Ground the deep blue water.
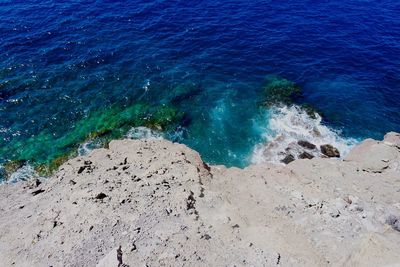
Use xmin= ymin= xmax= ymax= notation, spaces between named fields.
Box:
xmin=1 ymin=0 xmax=400 ymax=174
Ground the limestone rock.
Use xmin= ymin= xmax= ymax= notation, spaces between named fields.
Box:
xmin=345 ymin=139 xmax=399 ymax=173
xmin=0 ymin=134 xmax=399 ymax=266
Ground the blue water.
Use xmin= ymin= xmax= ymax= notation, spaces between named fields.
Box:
xmin=1 ymin=0 xmax=400 ymax=174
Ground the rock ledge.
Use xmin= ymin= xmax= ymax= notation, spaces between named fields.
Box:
xmin=0 ymin=134 xmax=400 ymax=266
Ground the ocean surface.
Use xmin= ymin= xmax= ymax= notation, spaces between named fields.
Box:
xmin=1 ymin=0 xmax=400 ymax=181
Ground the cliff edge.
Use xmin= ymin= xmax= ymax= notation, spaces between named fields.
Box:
xmin=0 ymin=133 xmax=399 ymax=266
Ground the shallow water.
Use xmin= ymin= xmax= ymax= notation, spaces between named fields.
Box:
xmin=1 ymin=1 xmax=400 ymax=179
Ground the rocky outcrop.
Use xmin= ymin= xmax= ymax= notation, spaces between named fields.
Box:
xmin=0 ymin=134 xmax=399 ymax=266
xmin=344 ymin=132 xmax=400 ymax=173
xmin=298 ymin=140 xmax=317 ymax=150
xmin=320 ymin=144 xmax=340 ymax=157
xmin=281 ymin=154 xmax=295 ymax=164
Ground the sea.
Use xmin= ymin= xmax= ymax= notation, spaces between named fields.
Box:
xmin=1 ymin=0 xmax=400 ymax=181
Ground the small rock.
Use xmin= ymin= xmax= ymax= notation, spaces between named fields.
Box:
xmin=201 ymin=234 xmax=211 ymax=240
xmin=298 ymin=140 xmax=316 ymax=150
xmin=299 ymin=151 xmax=314 ymax=159
xmin=320 ymin=144 xmax=340 ymax=158
xmin=186 ymin=191 xmax=196 ymax=210
xmin=95 ymin=192 xmax=108 ymax=200
xmin=77 ymin=166 xmax=87 ymax=174
xmin=32 ymin=179 xmax=41 ymax=188
xmin=281 ymin=154 xmax=295 ymax=164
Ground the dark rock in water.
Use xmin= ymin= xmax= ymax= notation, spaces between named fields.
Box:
xmin=320 ymin=144 xmax=340 ymax=158
xmin=281 ymin=154 xmax=295 ymax=164
xmin=299 ymin=151 xmax=314 ymax=159
xmin=298 ymin=140 xmax=316 ymax=150
xmin=262 ymin=76 xmax=302 ymax=106
xmin=170 ymin=83 xmax=202 ymax=103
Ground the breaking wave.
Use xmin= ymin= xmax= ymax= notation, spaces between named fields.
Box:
xmin=252 ymin=105 xmax=358 ymax=164
xmin=0 ymin=164 xmax=38 ymax=184
xmin=126 ymin=126 xmax=164 ymax=140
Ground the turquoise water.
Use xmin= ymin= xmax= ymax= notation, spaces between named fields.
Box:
xmin=1 ymin=1 xmax=400 ymax=180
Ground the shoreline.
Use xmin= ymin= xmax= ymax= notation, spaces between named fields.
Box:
xmin=0 ymin=132 xmax=399 ymax=266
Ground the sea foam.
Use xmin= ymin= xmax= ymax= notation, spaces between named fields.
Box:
xmin=252 ymin=105 xmax=358 ymax=164
xmin=126 ymin=126 xmax=164 ymax=140
xmin=4 ymin=164 xmax=37 ymax=184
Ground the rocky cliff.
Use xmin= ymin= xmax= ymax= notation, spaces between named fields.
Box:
xmin=0 ymin=133 xmax=399 ymax=266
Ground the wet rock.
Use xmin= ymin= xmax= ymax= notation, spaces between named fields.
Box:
xmin=281 ymin=154 xmax=295 ymax=164
xmin=320 ymin=144 xmax=340 ymax=158
xmin=298 ymin=140 xmax=316 ymax=150
xmin=299 ymin=151 xmax=314 ymax=159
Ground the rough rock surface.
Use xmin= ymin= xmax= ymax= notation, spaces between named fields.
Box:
xmin=298 ymin=140 xmax=317 ymax=150
xmin=0 ymin=134 xmax=400 ymax=267
xmin=320 ymin=144 xmax=341 ymax=158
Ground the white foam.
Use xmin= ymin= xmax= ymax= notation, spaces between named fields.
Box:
xmin=126 ymin=126 xmax=163 ymax=140
xmin=252 ymin=105 xmax=358 ymax=164
xmin=143 ymin=79 xmax=150 ymax=92
xmin=78 ymin=141 xmax=94 ymax=156
xmin=6 ymin=164 xmax=38 ymax=183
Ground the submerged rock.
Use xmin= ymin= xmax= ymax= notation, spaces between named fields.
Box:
xmin=320 ymin=144 xmax=340 ymax=158
xmin=170 ymin=83 xmax=202 ymax=103
xmin=2 ymin=103 xmax=185 ymax=176
xmin=262 ymin=75 xmax=302 ymax=106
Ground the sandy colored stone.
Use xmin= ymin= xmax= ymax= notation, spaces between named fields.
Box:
xmin=0 ymin=135 xmax=399 ymax=266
